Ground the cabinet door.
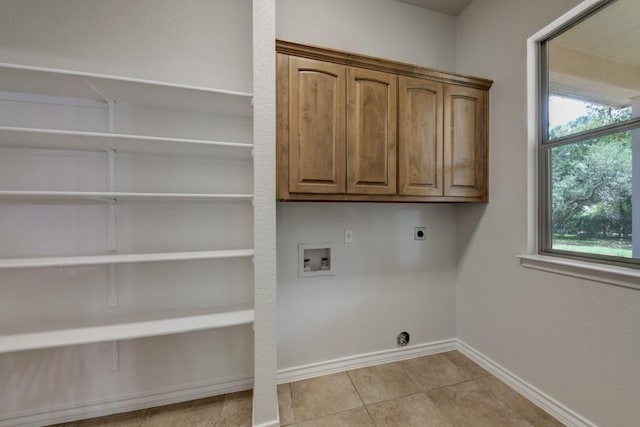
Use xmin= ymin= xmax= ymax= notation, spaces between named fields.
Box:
xmin=288 ymin=57 xmax=346 ymax=194
xmin=347 ymin=67 xmax=397 ymax=195
xmin=398 ymin=76 xmax=443 ymax=196
xmin=443 ymin=85 xmax=487 ymax=198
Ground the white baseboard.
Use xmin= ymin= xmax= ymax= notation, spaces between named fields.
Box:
xmin=4 ymin=339 xmax=595 ymax=427
xmin=277 ymin=338 xmax=457 ymax=384
xmin=456 ymin=340 xmax=597 ymax=427
xmin=1 ymin=375 xmax=254 ymax=427
xmin=2 ymin=339 xmax=456 ymax=427
xmin=277 ymin=339 xmax=595 ymax=426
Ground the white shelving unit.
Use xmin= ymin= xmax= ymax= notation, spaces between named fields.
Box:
xmin=0 ymin=2 xmax=277 ymax=426
xmin=0 ymin=64 xmax=253 ymax=116
xmin=0 ymin=249 xmax=255 ymax=269
xmin=0 ymin=126 xmax=254 ymax=158
xmin=0 ymin=304 xmax=255 ymax=354
xmin=0 ymin=191 xmax=253 ymax=202
xmin=0 ymin=62 xmax=256 ymax=360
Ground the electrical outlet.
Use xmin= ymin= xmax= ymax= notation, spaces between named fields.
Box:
xmin=414 ymin=227 xmax=426 ymax=240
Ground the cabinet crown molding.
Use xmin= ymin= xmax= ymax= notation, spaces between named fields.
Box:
xmin=276 ymin=39 xmax=493 ymax=90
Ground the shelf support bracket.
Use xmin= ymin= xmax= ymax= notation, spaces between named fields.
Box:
xmin=82 ymin=77 xmax=117 ymax=149
xmin=93 ymin=89 xmax=121 ymax=372
xmin=107 ymin=149 xmax=119 ymax=309
xmin=107 ymin=149 xmax=118 ymax=248
xmin=102 ymin=88 xmax=119 ymax=311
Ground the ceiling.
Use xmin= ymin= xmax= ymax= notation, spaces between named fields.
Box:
xmin=395 ymin=0 xmax=474 ymax=16
xmin=549 ymin=0 xmax=640 ymax=106
xmin=553 ymin=0 xmax=640 ymax=68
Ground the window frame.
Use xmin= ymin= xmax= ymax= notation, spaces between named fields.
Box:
xmin=537 ymin=0 xmax=640 ymax=269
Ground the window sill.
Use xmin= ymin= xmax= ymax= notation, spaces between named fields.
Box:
xmin=518 ymin=254 xmax=640 ymax=291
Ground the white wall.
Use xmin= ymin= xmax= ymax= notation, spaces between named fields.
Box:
xmin=276 ymin=0 xmax=456 ymax=70
xmin=275 ymin=0 xmax=459 ymax=370
xmin=277 ymin=203 xmax=457 ymax=368
xmin=455 ymin=1 xmax=640 ymax=426
xmin=0 ymin=0 xmax=252 ymax=92
xmin=0 ymin=1 xmax=256 ymax=424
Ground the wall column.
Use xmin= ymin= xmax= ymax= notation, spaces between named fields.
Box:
xmin=252 ymin=0 xmax=278 ymax=426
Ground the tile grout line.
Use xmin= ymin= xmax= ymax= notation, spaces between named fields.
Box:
xmin=395 ymin=358 xmax=430 ymax=396
xmin=421 ymin=374 xmax=542 ymax=427
xmin=419 ymin=375 xmax=495 ymax=427
xmin=426 ymin=375 xmax=489 ymax=393
xmin=282 ymin=383 xmax=296 ymax=426
xmin=345 ymin=356 xmax=462 ymax=424
xmin=394 ymin=354 xmax=461 ymax=422
xmin=420 ymin=387 xmax=460 ymax=427
xmin=345 ymin=370 xmax=378 ymax=426
xmin=56 ymin=353 xmax=555 ymax=427
xmin=382 ymin=353 xmax=491 ymax=427
xmin=288 ymin=373 xmax=370 ymax=425
xmin=475 ymin=377 xmax=539 ymax=427
xmin=285 ymin=383 xmax=294 ymax=426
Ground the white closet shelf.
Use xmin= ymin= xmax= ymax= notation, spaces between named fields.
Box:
xmin=0 ymin=63 xmax=253 ymax=117
xmin=0 ymin=249 xmax=254 ymax=269
xmin=0 ymin=127 xmax=253 ymax=158
xmin=0 ymin=304 xmax=254 ymax=354
xmin=0 ymin=191 xmax=253 ymax=202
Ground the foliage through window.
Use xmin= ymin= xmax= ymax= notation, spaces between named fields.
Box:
xmin=540 ymin=0 xmax=640 ymax=267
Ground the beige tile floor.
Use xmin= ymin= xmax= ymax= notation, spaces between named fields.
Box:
xmin=51 ymin=351 xmax=563 ymax=427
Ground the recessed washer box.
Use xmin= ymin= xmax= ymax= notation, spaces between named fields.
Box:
xmin=298 ymin=243 xmax=335 ymax=278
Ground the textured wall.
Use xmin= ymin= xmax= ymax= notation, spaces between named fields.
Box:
xmin=252 ymin=0 xmax=278 ymax=425
xmin=276 ymin=0 xmax=456 ymax=71
xmin=455 ymin=0 xmax=640 ymax=426
xmin=0 ymin=0 xmax=252 ymax=92
xmin=275 ymin=0 xmax=460 ymax=372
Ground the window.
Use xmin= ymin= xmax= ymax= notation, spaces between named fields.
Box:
xmin=539 ymin=0 xmax=640 ymax=268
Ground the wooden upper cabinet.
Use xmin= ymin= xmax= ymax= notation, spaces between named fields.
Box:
xmin=443 ymin=85 xmax=487 ymax=198
xmin=398 ymin=76 xmax=443 ymax=197
xmin=276 ymin=40 xmax=492 ymax=202
xmin=288 ymin=56 xmax=346 ymax=194
xmin=347 ymin=68 xmax=397 ymax=195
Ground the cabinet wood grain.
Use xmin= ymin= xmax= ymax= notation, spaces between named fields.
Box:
xmin=347 ymin=68 xmax=397 ymax=195
xmin=276 ymin=40 xmax=491 ymax=203
xmin=443 ymin=85 xmax=487 ymax=198
xmin=398 ymin=76 xmax=443 ymax=197
xmin=288 ymin=56 xmax=346 ymax=194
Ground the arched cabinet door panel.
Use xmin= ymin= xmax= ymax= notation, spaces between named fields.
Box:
xmin=398 ymin=76 xmax=443 ymax=197
xmin=347 ymin=67 xmax=397 ymax=195
xmin=288 ymin=57 xmax=346 ymax=194
xmin=443 ymin=85 xmax=488 ymax=199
